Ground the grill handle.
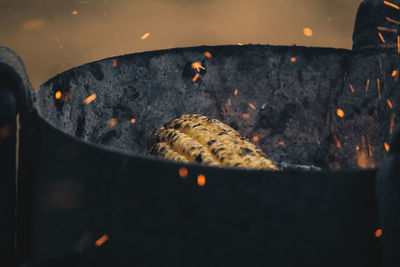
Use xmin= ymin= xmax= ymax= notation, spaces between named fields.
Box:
xmin=377 ymin=123 xmax=400 ymax=267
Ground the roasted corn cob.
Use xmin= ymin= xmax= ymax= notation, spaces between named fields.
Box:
xmin=147 ymin=114 xmax=279 ymax=170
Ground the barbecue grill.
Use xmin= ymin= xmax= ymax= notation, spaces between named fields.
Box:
xmin=1 ymin=1 xmax=400 ymax=266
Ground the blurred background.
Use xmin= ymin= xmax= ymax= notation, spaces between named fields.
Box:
xmin=0 ymin=0 xmax=361 ymax=89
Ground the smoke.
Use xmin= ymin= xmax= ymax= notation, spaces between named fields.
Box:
xmin=0 ymin=0 xmax=361 ymax=89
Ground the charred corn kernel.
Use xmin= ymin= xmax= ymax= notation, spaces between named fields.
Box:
xmin=148 ymin=114 xmax=279 ymax=170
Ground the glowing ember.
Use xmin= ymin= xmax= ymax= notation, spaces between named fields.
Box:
xmin=375 ymin=229 xmax=383 ymax=238
xmin=303 ymin=28 xmax=313 ymax=37
xmin=356 ymin=136 xmax=376 ymax=169
xmin=237 ymin=43 xmax=244 ymax=46
xmin=332 ymin=134 xmax=341 ymax=149
xmin=390 ymin=114 xmax=396 ymax=134
xmin=392 ymin=70 xmax=398 ymax=77
xmin=398 ymin=35 xmax=400 ymax=54
xmin=72 ymin=10 xmax=78 ymax=15
xmin=21 ymin=19 xmax=45 ymax=30
xmin=84 ymin=94 xmax=96 ymax=104
xmin=252 ymin=136 xmax=259 ymax=142
xmin=384 ymin=1 xmax=400 ymax=9
xmin=248 ymin=103 xmax=256 ymax=110
xmin=290 ymin=57 xmax=296 ymax=62
xmin=197 ymin=174 xmax=206 ymax=186
xmin=234 ymin=89 xmax=238 ymax=96
xmin=55 ymin=91 xmax=62 ymax=100
xmin=349 ymin=84 xmax=355 ymax=93
xmin=191 ymin=62 xmax=205 ymax=72
xmin=378 ymin=32 xmax=386 ymax=43
xmin=112 ymin=59 xmax=117 ymax=68
xmin=179 ymin=167 xmax=188 ymax=178
xmin=192 ymin=73 xmax=200 ymax=82
xmin=385 ymin=142 xmax=390 ymax=152
xmin=365 ymin=79 xmax=370 ymax=91
xmin=108 ymin=118 xmax=118 ymax=127
xmin=387 ymin=99 xmax=394 ymax=109
xmin=343 ymin=72 xmax=348 ymax=82
xmin=377 ymin=26 xmax=398 ymax=33
xmin=242 ymin=113 xmax=250 ymax=119
xmin=141 ymin=32 xmax=151 ymax=40
xmin=377 ymin=78 xmax=382 ymax=99
xmin=95 ymin=234 xmax=109 ymax=247
xmin=355 ymin=146 xmax=360 ymax=151
xmin=336 ymin=109 xmax=344 ymax=118
xmin=277 ymin=141 xmax=285 ymax=146
xmin=204 ymin=52 xmax=212 ymax=58
xmin=130 ymin=118 xmax=136 ymax=124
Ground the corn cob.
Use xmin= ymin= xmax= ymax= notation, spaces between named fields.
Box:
xmin=147 ymin=114 xmax=279 ymax=170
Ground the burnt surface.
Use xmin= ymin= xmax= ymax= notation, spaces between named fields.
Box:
xmin=353 ymin=0 xmax=400 ymax=51
xmin=38 ymin=45 xmax=400 ymax=169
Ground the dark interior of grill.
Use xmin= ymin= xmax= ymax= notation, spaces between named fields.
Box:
xmin=36 ymin=45 xmax=399 ymax=170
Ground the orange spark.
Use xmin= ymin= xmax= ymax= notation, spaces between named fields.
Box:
xmin=55 ymin=91 xmax=62 ymax=100
xmin=377 ymin=78 xmax=382 ymax=99
xmin=386 ymin=17 xmax=400 ymax=25
xmin=390 ymin=114 xmax=396 ymax=134
xmin=387 ymin=99 xmax=394 ymax=109
xmin=84 ymin=94 xmax=96 ymax=104
xmin=249 ymin=103 xmax=256 ymax=110
xmin=357 ymin=136 xmax=376 ymax=169
xmin=95 ymin=234 xmax=109 ymax=247
xmin=108 ymin=118 xmax=118 ymax=127
xmin=367 ymin=136 xmax=373 ymax=157
xmin=112 ymin=59 xmax=117 ymax=68
xmin=349 ymin=84 xmax=355 ymax=93
xmin=192 ymin=73 xmax=200 ymax=82
xmin=384 ymin=1 xmax=400 ymax=9
xmin=197 ymin=174 xmax=206 ymax=186
xmin=141 ymin=32 xmax=151 ymax=40
xmin=204 ymin=52 xmax=212 ymax=58
xmin=237 ymin=42 xmax=244 ymax=46
xmin=252 ymin=136 xmax=260 ymax=142
xmin=336 ymin=109 xmax=344 ymax=118
xmin=130 ymin=118 xmax=136 ymax=124
xmin=392 ymin=70 xmax=398 ymax=77
xmin=179 ymin=167 xmax=188 ymax=178
xmin=385 ymin=142 xmax=390 ymax=152
xmin=191 ymin=62 xmax=205 ymax=72
xmin=332 ymin=134 xmax=341 ymax=149
xmin=375 ymin=229 xmax=383 ymax=238
xmin=242 ymin=113 xmax=250 ymax=119
xmin=234 ymin=89 xmax=238 ymax=96
xmin=290 ymin=57 xmax=296 ymax=62
xmin=398 ymin=35 xmax=400 ymax=54
xmin=378 ymin=32 xmax=386 ymax=44
xmin=343 ymin=72 xmax=348 ymax=82
xmin=365 ymin=79 xmax=370 ymax=91
xmin=21 ymin=19 xmax=45 ymax=30
xmin=377 ymin=26 xmax=398 ymax=33
xmin=303 ymin=28 xmax=313 ymax=37
xmin=277 ymin=141 xmax=286 ymax=146
xmin=72 ymin=10 xmax=78 ymax=15
xmin=355 ymin=146 xmax=360 ymax=151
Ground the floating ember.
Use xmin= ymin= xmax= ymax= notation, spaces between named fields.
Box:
xmin=197 ymin=174 xmax=206 ymax=186
xmin=84 ymin=94 xmax=96 ymax=104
